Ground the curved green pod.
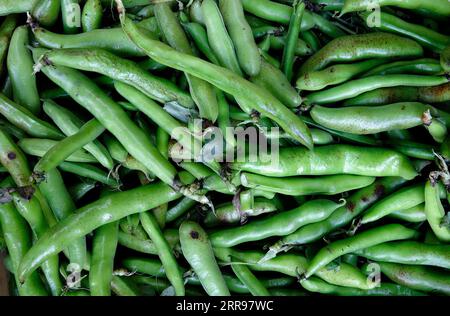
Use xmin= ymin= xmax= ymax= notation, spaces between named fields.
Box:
xmin=341 ymin=0 xmax=450 ymax=17
xmin=298 ymin=33 xmax=423 ymax=76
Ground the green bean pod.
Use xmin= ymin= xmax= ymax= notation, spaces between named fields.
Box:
xmin=0 ymin=16 xmax=17 ymax=74
xmin=30 ymin=18 xmax=158 ymax=57
xmin=34 ymin=119 xmax=106 ymax=176
xmin=377 ymin=262 xmax=450 ymax=296
xmin=241 ymin=172 xmax=375 ymax=196
xmin=90 ymin=221 xmax=119 ymax=296
xmin=32 ymin=0 xmax=61 ymax=28
xmin=310 ymin=102 xmax=445 ymax=135
xmin=180 ymin=221 xmax=230 ymax=296
xmin=82 ymin=0 xmax=103 ymax=32
xmin=18 ymin=138 xmax=97 ymax=163
xmin=341 ymin=0 xmax=450 ymax=17
xmin=354 ymin=241 xmax=450 ymax=269
xmin=232 ymin=144 xmax=417 ymax=179
xmin=297 ymin=59 xmax=389 ymax=91
xmin=118 ymin=229 xmax=180 ymax=255
xmin=424 ymin=179 xmax=450 ymax=242
xmin=154 ymin=2 xmax=219 ymax=122
xmin=362 ymin=58 xmax=444 ymax=77
xmin=0 ymin=94 xmax=63 ymax=140
xmin=18 ymin=179 xmax=183 ymax=283
xmin=0 ymin=178 xmax=48 ymax=296
xmin=201 ymin=0 xmax=242 ymax=76
xmin=43 ymin=100 xmax=113 ymax=170
xmin=251 ymin=58 xmax=301 ymax=108
xmin=7 ymin=26 xmax=40 ymax=114
xmin=33 ymin=48 xmax=178 ymax=187
xmin=360 ymin=12 xmax=450 ymax=52
xmin=306 ymin=75 xmax=448 ymax=105
xmin=119 ymin=11 xmax=314 ymax=149
xmin=389 ymin=204 xmax=427 ymax=223
xmin=230 ymin=259 xmax=270 ymax=296
xmin=300 ymin=277 xmax=426 ymax=296
xmin=39 ymin=168 xmax=88 ymax=270
xmin=0 ymin=0 xmax=38 ymax=15
xmin=182 ymin=22 xmax=220 ymax=65
xmin=241 ymin=0 xmax=315 ymax=27
xmin=305 ymin=224 xmax=419 ymax=277
xmin=219 ymin=0 xmax=261 ymax=77
xmin=203 ymin=199 xmax=278 ymax=227
xmin=61 ymin=0 xmax=81 ymax=34
xmin=298 ymin=33 xmax=423 ymax=76
xmin=141 ymin=211 xmax=185 ymax=296
xmin=281 ymin=1 xmax=305 ymax=81
xmin=210 ymin=198 xmax=345 ymax=248
xmin=59 ymin=162 xmax=118 ymax=187
xmin=111 ymin=276 xmax=139 ymax=296
xmin=42 ymin=48 xmax=195 ymax=109
xmin=269 ymin=35 xmax=313 ymax=56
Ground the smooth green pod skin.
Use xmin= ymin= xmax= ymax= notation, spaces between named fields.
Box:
xmin=241 ymin=172 xmax=376 ymax=196
xmin=0 ymin=0 xmax=38 ymax=15
xmin=306 ymin=75 xmax=449 ymax=105
xmin=111 ymin=276 xmax=139 ymax=296
xmin=232 ymin=144 xmax=417 ymax=179
xmin=203 ymin=199 xmax=278 ymax=227
xmin=214 ymin=248 xmax=371 ymax=289
xmin=141 ymin=211 xmax=185 ymax=296
xmin=0 ymin=118 xmax=26 ymax=140
xmin=0 ymin=178 xmax=48 ymax=296
xmin=201 ymin=0 xmax=242 ymax=76
xmin=34 ymin=119 xmax=105 ymax=175
xmin=82 ymin=0 xmax=103 ymax=32
xmin=118 ymin=229 xmax=180 ymax=255
xmin=166 ymin=197 xmax=197 ymax=224
xmin=30 ymin=19 xmax=158 ymax=57
xmin=0 ymin=16 xmax=17 ymax=74
xmin=219 ymin=0 xmax=261 ymax=77
xmin=7 ymin=27 xmax=40 ymax=115
xmin=58 ymin=162 xmax=118 ymax=187
xmin=360 ymin=12 xmax=450 ymax=52
xmin=310 ymin=0 xmax=344 ymax=11
xmin=43 ymin=48 xmax=194 ymax=109
xmin=354 ymin=241 xmax=450 ymax=269
xmin=341 ymin=0 xmax=450 ymax=16
xmin=362 ymin=58 xmax=444 ymax=77
xmin=180 ymin=221 xmax=230 ymax=296
xmin=230 ymin=260 xmax=270 ymax=296
xmin=210 ymin=199 xmax=344 ymax=248
xmin=269 ymin=36 xmax=313 ymax=56
xmin=298 ymin=33 xmax=423 ymax=76
xmin=281 ymin=1 xmax=305 ymax=81
xmin=345 ymin=83 xmax=450 ymax=106
xmin=273 ymin=177 xmax=408 ymax=258
xmin=68 ymin=180 xmax=97 ymax=202
xmin=378 ymin=262 xmax=450 ymax=296
xmin=424 ymin=180 xmax=450 ymax=242
xmin=33 ymin=48 xmax=178 ymax=186
xmin=119 ymin=13 xmax=314 ymax=150
xmin=12 ymin=193 xmax=63 ymax=296
xmin=297 ymin=59 xmax=389 ymax=91
xmin=182 ymin=22 xmax=220 ymax=65
xmin=61 ymin=0 xmax=81 ymax=34
xmin=114 ymin=82 xmax=201 ymax=158
xmin=18 ymin=138 xmax=97 ymax=163
xmin=310 ymin=103 xmax=440 ymax=135
xmin=241 ymin=0 xmax=315 ymax=28
xmin=300 ymin=277 xmax=426 ymax=296
xmin=39 ymin=168 xmax=88 ymax=270
xmin=89 ymin=221 xmax=119 ymax=296
xmin=306 ymin=224 xmax=419 ymax=277
xmin=154 ymin=2 xmax=219 ymax=122
xmin=18 ymin=180 xmax=183 ymax=283
xmin=441 ymin=46 xmax=450 ymax=72
xmin=43 ymin=100 xmax=113 ymax=170
xmin=122 ymin=257 xmax=168 ymax=277
xmin=389 ymin=204 xmax=427 ymax=223
xmin=301 ymin=30 xmax=320 ymax=53
xmin=32 ymin=0 xmax=61 ymax=28
xmin=0 ymin=94 xmax=63 ymax=140
xmin=251 ymin=59 xmax=301 ymax=108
